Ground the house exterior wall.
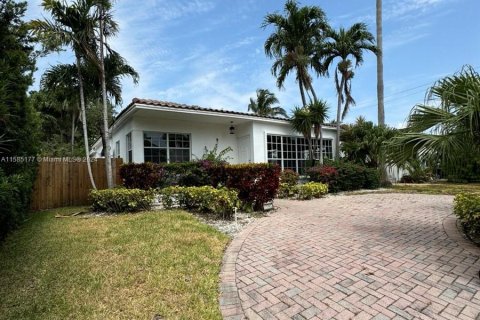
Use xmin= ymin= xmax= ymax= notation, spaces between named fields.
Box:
xmin=102 ymin=107 xmax=338 ymax=168
xmin=111 ymin=115 xmax=255 ymax=164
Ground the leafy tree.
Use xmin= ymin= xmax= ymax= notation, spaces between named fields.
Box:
xmin=341 ymin=117 xmax=397 ymax=168
xmin=387 ymin=66 xmax=480 ymax=181
xmin=319 ymin=23 xmax=377 ymax=159
xmin=0 ymin=0 xmax=38 ymax=161
xmin=248 ymin=89 xmax=287 ymax=118
xmin=0 ymin=0 xmax=40 ymax=239
xmin=263 ymin=0 xmax=328 ymax=106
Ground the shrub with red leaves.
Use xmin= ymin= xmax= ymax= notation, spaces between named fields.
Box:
xmin=223 ymin=163 xmax=281 ymax=211
xmin=119 ymin=162 xmax=165 ymax=190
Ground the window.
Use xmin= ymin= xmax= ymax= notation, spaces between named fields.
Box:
xmin=114 ymin=140 xmax=120 ymax=158
xmin=144 ymin=131 xmax=190 ymax=163
xmin=267 ymin=134 xmax=333 ymax=173
xmin=126 ymin=133 xmax=132 ymax=163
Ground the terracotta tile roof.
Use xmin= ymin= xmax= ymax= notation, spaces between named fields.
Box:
xmin=127 ymin=98 xmax=289 ymax=121
xmin=115 ymin=98 xmax=336 ymax=128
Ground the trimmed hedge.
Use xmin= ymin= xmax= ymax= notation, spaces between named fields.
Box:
xmin=454 ymin=192 xmax=480 ymax=239
xmin=277 ymin=182 xmax=328 ymax=200
xmin=159 ymin=186 xmax=239 ymax=218
xmin=90 ymin=188 xmax=155 ymax=213
xmin=121 ymin=162 xmax=281 ymax=211
xmin=120 ymin=163 xmax=165 ymax=189
xmin=0 ymin=166 xmax=37 ymax=240
xmin=308 ymin=162 xmax=380 ymax=192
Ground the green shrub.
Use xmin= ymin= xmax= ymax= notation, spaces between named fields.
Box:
xmin=0 ymin=165 xmax=37 ymax=240
xmin=90 ymin=188 xmax=155 ymax=213
xmin=277 ymin=183 xmax=297 ymax=199
xmin=454 ymin=192 xmax=480 ymax=238
xmin=159 ymin=186 xmax=239 ymax=218
xmin=280 ymin=169 xmax=299 ymax=187
xmin=308 ymin=161 xmax=380 ymax=192
xmin=277 ymin=182 xmax=328 ymax=200
xmin=297 ymin=182 xmax=329 ymax=200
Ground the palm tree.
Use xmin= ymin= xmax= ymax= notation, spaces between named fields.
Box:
xmin=387 ymin=66 xmax=480 ymax=175
xmin=248 ymin=89 xmax=288 ymax=118
xmin=309 ymin=100 xmax=329 ymax=164
xmin=376 ymin=0 xmax=385 ymax=126
xmin=263 ymin=0 xmax=328 ymax=107
xmin=319 ymin=23 xmax=377 ymax=159
xmin=291 ymin=107 xmax=314 ymax=166
xmin=31 ymin=0 xmax=101 ymax=189
xmin=40 ymin=63 xmax=81 ymax=154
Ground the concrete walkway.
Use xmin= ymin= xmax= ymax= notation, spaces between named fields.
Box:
xmin=219 ymin=194 xmax=480 ymax=320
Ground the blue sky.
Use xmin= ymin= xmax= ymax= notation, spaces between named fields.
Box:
xmin=26 ymin=0 xmax=480 ymax=127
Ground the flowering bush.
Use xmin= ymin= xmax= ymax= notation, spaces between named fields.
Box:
xmin=297 ymin=182 xmax=329 ymax=200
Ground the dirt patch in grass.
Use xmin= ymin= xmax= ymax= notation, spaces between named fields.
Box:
xmin=0 ymin=208 xmax=229 ymax=320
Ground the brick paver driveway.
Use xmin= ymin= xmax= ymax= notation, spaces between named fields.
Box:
xmin=220 ymin=193 xmax=480 ymax=320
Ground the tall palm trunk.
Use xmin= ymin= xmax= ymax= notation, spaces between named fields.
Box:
xmin=319 ymin=126 xmax=323 ymax=164
xmin=335 ymin=73 xmax=345 ymax=160
xmin=310 ymin=86 xmax=318 ymax=103
xmin=99 ymin=5 xmax=113 ymax=188
xmin=71 ymin=111 xmax=76 ymax=155
xmin=376 ymin=0 xmax=388 ymax=184
xmin=376 ymin=0 xmax=385 ymax=126
xmin=76 ymin=54 xmax=96 ymax=189
xmin=298 ymin=81 xmax=307 ymax=107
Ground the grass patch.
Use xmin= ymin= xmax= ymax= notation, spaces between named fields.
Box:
xmin=391 ymin=182 xmax=480 ymax=195
xmin=0 ymin=208 xmax=229 ymax=320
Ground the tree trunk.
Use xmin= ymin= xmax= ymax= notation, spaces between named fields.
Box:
xmin=76 ymin=54 xmax=97 ymax=190
xmin=376 ymin=0 xmax=385 ymax=126
xmin=310 ymin=85 xmax=318 ymax=103
xmin=319 ymin=126 xmax=324 ymax=165
xmin=298 ymin=81 xmax=307 ymax=107
xmin=71 ymin=111 xmax=76 ymax=155
xmin=335 ymin=73 xmax=345 ymax=160
xmin=376 ymin=0 xmax=388 ymax=184
xmin=99 ymin=5 xmax=113 ymax=188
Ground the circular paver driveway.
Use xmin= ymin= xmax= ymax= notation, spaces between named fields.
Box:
xmin=220 ymin=193 xmax=480 ymax=320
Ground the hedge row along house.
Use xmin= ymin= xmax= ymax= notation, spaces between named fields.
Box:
xmin=92 ymin=98 xmax=338 ymax=173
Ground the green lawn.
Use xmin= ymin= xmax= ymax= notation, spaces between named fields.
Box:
xmin=391 ymin=182 xmax=480 ymax=195
xmin=0 ymin=208 xmax=229 ymax=320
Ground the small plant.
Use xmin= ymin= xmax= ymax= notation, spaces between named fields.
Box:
xmin=90 ymin=188 xmax=155 ymax=213
xmin=277 ymin=183 xmax=298 ymax=199
xmin=196 ymin=139 xmax=233 ymax=164
xmin=454 ymin=192 xmax=480 ymax=239
xmin=159 ymin=186 xmax=239 ymax=218
xmin=297 ymin=182 xmax=328 ymax=200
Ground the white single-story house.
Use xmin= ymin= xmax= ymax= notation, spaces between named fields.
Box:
xmin=92 ymin=98 xmax=338 ymax=173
